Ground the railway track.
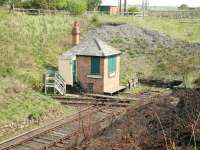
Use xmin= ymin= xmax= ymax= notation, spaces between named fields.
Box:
xmin=0 ymin=105 xmax=126 ymax=150
xmin=0 ymin=92 xmax=161 ymax=150
xmin=53 ymin=93 xmax=142 ymax=107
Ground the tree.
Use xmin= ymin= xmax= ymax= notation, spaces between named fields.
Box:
xmin=30 ymin=0 xmax=49 ymax=9
xmin=26 ymin=0 xmax=67 ymax=10
xmin=128 ymin=6 xmax=140 ymax=13
xmin=87 ymin=0 xmax=101 ymax=11
xmin=64 ymin=0 xmax=87 ymax=15
xmin=0 ymin=0 xmax=21 ymax=11
xmin=178 ymin=4 xmax=189 ymax=10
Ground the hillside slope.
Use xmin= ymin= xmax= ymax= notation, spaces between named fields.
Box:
xmin=98 ymin=16 xmax=200 ymax=43
xmin=85 ymin=23 xmax=200 ymax=87
xmin=0 ymin=10 xmax=199 ymax=141
xmin=0 ymin=11 xmax=88 ymax=141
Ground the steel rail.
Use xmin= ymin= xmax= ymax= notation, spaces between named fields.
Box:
xmin=0 ymin=106 xmax=95 ymax=150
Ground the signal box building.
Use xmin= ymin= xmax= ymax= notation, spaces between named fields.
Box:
xmin=99 ymin=1 xmax=119 ymax=14
xmin=58 ymin=22 xmax=124 ymax=94
xmin=99 ymin=5 xmax=119 ymax=14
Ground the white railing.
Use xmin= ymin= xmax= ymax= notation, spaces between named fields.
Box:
xmin=44 ymin=71 xmax=66 ymax=95
xmin=12 ymin=8 xmax=200 ymax=18
xmin=12 ymin=8 xmax=143 ymax=16
xmin=13 ymin=8 xmax=70 ymax=15
xmin=148 ymin=10 xmax=200 ymax=19
xmin=54 ymin=71 xmax=66 ymax=95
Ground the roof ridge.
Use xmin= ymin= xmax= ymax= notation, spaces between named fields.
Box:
xmin=62 ymin=37 xmax=121 ymax=57
xmin=94 ymin=38 xmax=102 ymax=51
xmin=94 ymin=38 xmax=106 ymax=56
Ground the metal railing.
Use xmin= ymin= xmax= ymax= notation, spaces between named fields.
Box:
xmin=148 ymin=10 xmax=200 ymax=19
xmin=13 ymin=8 xmax=70 ymax=16
xmin=44 ymin=71 xmax=66 ymax=95
xmin=54 ymin=71 xmax=66 ymax=95
xmin=12 ymin=8 xmax=143 ymax=16
xmin=8 ymin=8 xmax=200 ymax=19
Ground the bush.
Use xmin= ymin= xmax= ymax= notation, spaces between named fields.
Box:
xmin=64 ymin=0 xmax=87 ymax=15
xmin=91 ymin=15 xmax=99 ymax=24
xmin=14 ymin=0 xmax=67 ymax=9
xmin=87 ymin=0 xmax=101 ymax=11
xmin=178 ymin=4 xmax=189 ymax=10
xmin=1 ymin=0 xmax=88 ymax=13
xmin=15 ymin=1 xmax=32 ymax=9
xmin=128 ymin=6 xmax=140 ymax=13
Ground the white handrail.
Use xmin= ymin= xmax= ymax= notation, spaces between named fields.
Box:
xmin=45 ymin=71 xmax=66 ymax=95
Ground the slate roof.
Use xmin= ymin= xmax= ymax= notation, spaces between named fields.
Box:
xmin=61 ymin=38 xmax=121 ymax=58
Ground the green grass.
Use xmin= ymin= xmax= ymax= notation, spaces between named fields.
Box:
xmin=95 ymin=15 xmax=200 ymax=87
xmin=98 ymin=16 xmax=200 ymax=43
xmin=130 ymin=85 xmax=170 ymax=94
xmin=0 ymin=10 xmax=90 ymax=140
xmin=0 ymin=9 xmax=199 ymax=140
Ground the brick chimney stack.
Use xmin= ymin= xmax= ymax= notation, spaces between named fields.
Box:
xmin=72 ymin=21 xmax=80 ymax=46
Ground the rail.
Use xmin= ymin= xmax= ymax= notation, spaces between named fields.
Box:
xmin=0 ymin=105 xmax=126 ymax=150
xmin=0 ymin=91 xmax=159 ymax=150
xmin=0 ymin=106 xmax=95 ymax=150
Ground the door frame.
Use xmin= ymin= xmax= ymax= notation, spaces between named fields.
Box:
xmin=87 ymin=83 xmax=94 ymax=93
xmin=72 ymin=60 xmax=77 ymax=83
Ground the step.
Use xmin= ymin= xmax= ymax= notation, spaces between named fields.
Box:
xmin=46 ymin=77 xmax=55 ymax=80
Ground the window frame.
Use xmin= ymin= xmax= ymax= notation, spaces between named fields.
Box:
xmin=108 ymin=55 xmax=117 ymax=76
xmin=90 ymin=56 xmax=100 ymax=75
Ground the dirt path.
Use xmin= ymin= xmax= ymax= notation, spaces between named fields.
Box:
xmin=78 ymin=89 xmax=200 ymax=150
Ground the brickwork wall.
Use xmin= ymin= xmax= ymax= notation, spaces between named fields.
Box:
xmin=76 ymin=56 xmax=104 ymax=93
xmin=109 ymin=6 xmax=119 ymax=14
xmin=77 ymin=55 xmax=120 ymax=94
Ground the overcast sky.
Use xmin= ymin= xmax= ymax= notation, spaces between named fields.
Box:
xmin=101 ymin=0 xmax=200 ymax=7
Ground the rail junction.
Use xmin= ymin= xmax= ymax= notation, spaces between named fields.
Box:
xmin=0 ymin=92 xmax=159 ymax=150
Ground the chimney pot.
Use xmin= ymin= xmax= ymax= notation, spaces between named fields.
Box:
xmin=72 ymin=21 xmax=80 ymax=46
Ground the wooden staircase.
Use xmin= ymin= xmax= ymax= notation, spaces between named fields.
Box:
xmin=44 ymin=71 xmax=66 ymax=95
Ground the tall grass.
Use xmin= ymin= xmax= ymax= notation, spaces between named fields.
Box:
xmin=98 ymin=16 xmax=200 ymax=43
xmin=0 ymin=10 xmax=199 ymax=140
xmin=0 ymin=11 xmax=87 ymax=140
xmin=0 ymin=13 xmax=70 ymax=86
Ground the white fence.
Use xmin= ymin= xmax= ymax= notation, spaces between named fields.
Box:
xmin=148 ymin=10 xmax=200 ymax=19
xmin=12 ymin=8 xmax=143 ymax=16
xmin=11 ymin=8 xmax=200 ymax=19
xmin=13 ymin=8 xmax=71 ymax=15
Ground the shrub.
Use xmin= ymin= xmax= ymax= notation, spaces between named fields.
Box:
xmin=18 ymin=1 xmax=32 ymax=9
xmin=15 ymin=0 xmax=68 ymax=9
xmin=178 ymin=4 xmax=189 ymax=10
xmin=128 ymin=6 xmax=140 ymax=13
xmin=91 ymin=15 xmax=99 ymax=24
xmin=64 ymin=0 xmax=87 ymax=15
xmin=87 ymin=0 xmax=101 ymax=11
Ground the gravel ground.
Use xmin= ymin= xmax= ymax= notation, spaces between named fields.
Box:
xmin=81 ymin=23 xmax=200 ymax=84
xmin=78 ymin=89 xmax=200 ymax=150
xmin=74 ymin=24 xmax=200 ymax=150
xmin=83 ymin=23 xmax=200 ymax=50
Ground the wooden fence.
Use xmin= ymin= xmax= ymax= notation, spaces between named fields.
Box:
xmin=11 ymin=8 xmax=200 ymax=19
xmin=13 ymin=8 xmax=71 ymax=16
xmin=12 ymin=8 xmax=143 ymax=16
xmin=148 ymin=10 xmax=200 ymax=19
xmin=86 ymin=11 xmax=142 ymax=16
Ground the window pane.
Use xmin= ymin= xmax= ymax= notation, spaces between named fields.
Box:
xmin=108 ymin=56 xmax=117 ymax=74
xmin=91 ymin=57 xmax=100 ymax=75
